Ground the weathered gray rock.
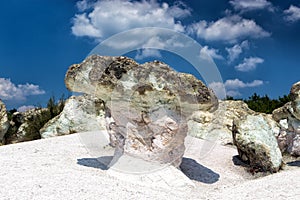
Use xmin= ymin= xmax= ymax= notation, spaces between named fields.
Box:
xmin=233 ymin=114 xmax=282 ymax=172
xmin=40 ymin=95 xmax=106 ymax=138
xmin=0 ymin=100 xmax=10 ymax=144
xmin=272 ymin=81 xmax=300 ymax=156
xmin=65 ymin=55 xmax=217 ymax=167
xmin=188 ymin=100 xmax=255 ymax=145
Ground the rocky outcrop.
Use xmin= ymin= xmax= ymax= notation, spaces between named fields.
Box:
xmin=65 ymin=55 xmax=218 ymax=167
xmin=5 ymin=108 xmax=47 ymax=144
xmin=188 ymin=100 xmax=255 ymax=145
xmin=272 ymin=81 xmax=300 ymax=156
xmin=0 ymin=100 xmax=10 ymax=144
xmin=40 ymin=95 xmax=106 ymax=138
xmin=233 ymin=113 xmax=282 ymax=172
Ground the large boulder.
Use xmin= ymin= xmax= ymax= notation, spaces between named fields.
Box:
xmin=40 ymin=95 xmax=106 ymax=138
xmin=232 ymin=113 xmax=282 ymax=172
xmin=188 ymin=100 xmax=255 ymax=145
xmin=272 ymin=81 xmax=300 ymax=156
xmin=65 ymin=55 xmax=217 ymax=167
xmin=0 ymin=100 xmax=10 ymax=144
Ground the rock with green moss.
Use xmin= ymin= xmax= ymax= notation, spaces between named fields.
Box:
xmin=233 ymin=113 xmax=282 ymax=172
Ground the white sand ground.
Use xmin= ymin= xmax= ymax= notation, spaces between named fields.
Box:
xmin=0 ymin=131 xmax=300 ymax=200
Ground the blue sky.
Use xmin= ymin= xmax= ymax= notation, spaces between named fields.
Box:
xmin=0 ymin=0 xmax=300 ymax=110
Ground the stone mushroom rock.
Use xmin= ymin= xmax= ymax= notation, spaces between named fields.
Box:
xmin=272 ymin=81 xmax=300 ymax=156
xmin=188 ymin=100 xmax=255 ymax=145
xmin=232 ymin=113 xmax=282 ymax=172
xmin=40 ymin=95 xmax=106 ymax=138
xmin=0 ymin=100 xmax=10 ymax=144
xmin=65 ymin=55 xmax=218 ymax=168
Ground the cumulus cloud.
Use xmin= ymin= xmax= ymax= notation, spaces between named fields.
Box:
xmin=0 ymin=78 xmax=45 ymax=101
xmin=229 ymin=0 xmax=273 ymax=12
xmin=224 ymin=79 xmax=264 ymax=89
xmin=72 ymin=0 xmax=191 ymax=40
xmin=226 ymin=40 xmax=249 ymax=63
xmin=187 ymin=15 xmax=270 ymax=43
xmin=17 ymin=105 xmax=36 ymax=112
xmin=284 ymin=5 xmax=300 ymax=22
xmin=135 ymin=49 xmax=162 ymax=60
xmin=209 ymin=78 xmax=264 ymax=98
xmin=199 ymin=46 xmax=223 ymax=61
xmin=235 ymin=57 xmax=264 ymax=72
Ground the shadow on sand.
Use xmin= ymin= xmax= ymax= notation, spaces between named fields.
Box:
xmin=180 ymin=157 xmax=220 ymax=184
xmin=287 ymin=160 xmax=300 ymax=167
xmin=77 ymin=156 xmax=114 ymax=170
xmin=78 ymin=156 xmax=220 ymax=184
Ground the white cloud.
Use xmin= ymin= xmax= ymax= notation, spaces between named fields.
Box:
xmin=209 ymin=78 xmax=264 ymax=98
xmin=187 ymin=15 xmax=270 ymax=43
xmin=76 ymin=0 xmax=94 ymax=12
xmin=284 ymin=5 xmax=300 ymax=22
xmin=0 ymin=78 xmax=45 ymax=101
xmin=135 ymin=49 xmax=162 ymax=60
xmin=72 ymin=0 xmax=191 ymax=40
xmin=226 ymin=40 xmax=249 ymax=63
xmin=224 ymin=79 xmax=264 ymax=89
xmin=229 ymin=0 xmax=273 ymax=12
xmin=235 ymin=57 xmax=264 ymax=72
xmin=200 ymin=46 xmax=223 ymax=61
xmin=208 ymin=81 xmax=226 ymax=99
xmin=226 ymin=90 xmax=242 ymax=97
xmin=17 ymin=105 xmax=36 ymax=112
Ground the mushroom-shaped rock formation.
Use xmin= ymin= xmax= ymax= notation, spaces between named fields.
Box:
xmin=272 ymin=81 xmax=300 ymax=156
xmin=65 ymin=55 xmax=218 ymax=167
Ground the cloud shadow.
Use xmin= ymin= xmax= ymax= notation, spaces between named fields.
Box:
xmin=180 ymin=157 xmax=220 ymax=184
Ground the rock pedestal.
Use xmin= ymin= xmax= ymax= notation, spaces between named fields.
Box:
xmin=272 ymin=81 xmax=300 ymax=156
xmin=65 ymin=55 xmax=217 ymax=167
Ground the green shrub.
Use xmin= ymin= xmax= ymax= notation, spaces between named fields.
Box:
xmin=227 ymin=93 xmax=291 ymax=114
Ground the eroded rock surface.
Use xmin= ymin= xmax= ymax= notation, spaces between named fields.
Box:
xmin=65 ymin=55 xmax=218 ymax=167
xmin=40 ymin=95 xmax=106 ymax=138
xmin=272 ymin=81 xmax=300 ymax=156
xmin=0 ymin=100 xmax=9 ymax=144
xmin=188 ymin=100 xmax=255 ymax=145
xmin=233 ymin=114 xmax=282 ymax=172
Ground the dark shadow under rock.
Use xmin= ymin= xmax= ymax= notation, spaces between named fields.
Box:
xmin=77 ymin=156 xmax=114 ymax=170
xmin=180 ymin=157 xmax=220 ymax=184
xmin=287 ymin=160 xmax=300 ymax=167
xmin=232 ymin=155 xmax=250 ymax=167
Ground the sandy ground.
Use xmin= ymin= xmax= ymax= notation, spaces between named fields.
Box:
xmin=0 ymin=131 xmax=300 ymax=200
